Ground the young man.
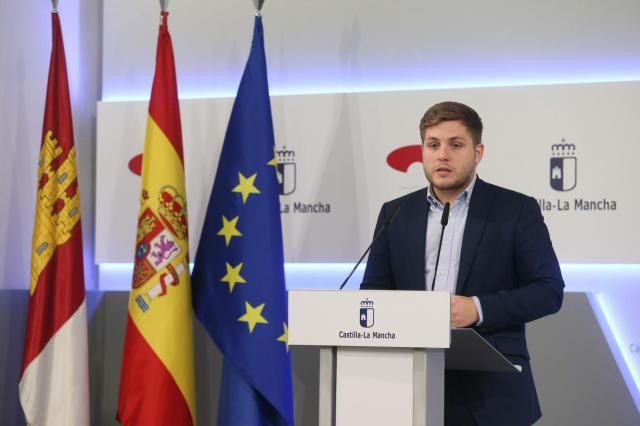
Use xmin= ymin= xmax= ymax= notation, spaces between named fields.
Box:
xmin=361 ymin=101 xmax=564 ymax=426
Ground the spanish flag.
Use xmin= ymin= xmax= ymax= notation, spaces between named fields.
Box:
xmin=19 ymin=10 xmax=90 ymax=426
xmin=117 ymin=11 xmax=196 ymax=425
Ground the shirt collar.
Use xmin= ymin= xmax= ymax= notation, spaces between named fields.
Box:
xmin=426 ymin=174 xmax=477 ymax=209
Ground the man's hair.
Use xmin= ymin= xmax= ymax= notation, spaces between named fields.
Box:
xmin=419 ymin=101 xmax=483 ymax=145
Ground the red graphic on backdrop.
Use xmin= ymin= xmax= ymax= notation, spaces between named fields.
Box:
xmin=386 ymin=145 xmax=422 ymax=172
xmin=128 ymin=154 xmax=143 ymax=176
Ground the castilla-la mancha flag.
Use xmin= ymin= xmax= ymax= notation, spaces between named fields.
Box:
xmin=117 ymin=11 xmax=196 ymax=426
xmin=19 ymin=10 xmax=90 ymax=426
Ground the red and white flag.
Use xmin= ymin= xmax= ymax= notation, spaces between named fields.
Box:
xmin=19 ymin=10 xmax=90 ymax=426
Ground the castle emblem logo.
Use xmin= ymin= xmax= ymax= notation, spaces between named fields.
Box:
xmin=360 ymin=299 xmax=375 ymax=328
xmin=31 ymin=131 xmax=82 ymax=292
xmin=550 ymin=141 xmax=577 ymax=192
xmin=276 ymin=146 xmax=296 ymax=195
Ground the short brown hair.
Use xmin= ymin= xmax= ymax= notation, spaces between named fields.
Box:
xmin=419 ymin=101 xmax=483 ymax=145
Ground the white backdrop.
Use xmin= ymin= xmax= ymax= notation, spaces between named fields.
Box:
xmin=96 ymin=81 xmax=640 ymax=266
xmin=4 ymin=1 xmax=640 ymax=291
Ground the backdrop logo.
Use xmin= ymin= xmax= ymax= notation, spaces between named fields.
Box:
xmin=360 ymin=299 xmax=375 ymax=328
xmin=276 ymin=146 xmax=296 ymax=195
xmin=386 ymin=145 xmax=422 ymax=172
xmin=129 ymin=153 xmax=143 ymax=176
xmin=550 ymin=141 xmax=577 ymax=191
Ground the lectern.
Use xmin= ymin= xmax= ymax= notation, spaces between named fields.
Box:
xmin=288 ymin=290 xmax=520 ymax=426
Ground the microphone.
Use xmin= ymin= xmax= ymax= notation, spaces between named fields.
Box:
xmin=339 ymin=204 xmax=401 ymax=290
xmin=430 ymin=202 xmax=450 ymax=291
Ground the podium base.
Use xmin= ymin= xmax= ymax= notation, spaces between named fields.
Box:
xmin=319 ymin=347 xmax=444 ymax=426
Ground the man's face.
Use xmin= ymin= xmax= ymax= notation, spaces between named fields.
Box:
xmin=422 ymin=120 xmax=484 ymax=201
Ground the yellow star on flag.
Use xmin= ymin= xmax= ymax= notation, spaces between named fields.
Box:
xmin=220 ymin=262 xmax=247 ymax=293
xmin=277 ymin=322 xmax=289 ymax=351
xmin=232 ymin=172 xmax=261 ymax=204
xmin=217 ymin=215 xmax=242 ymax=246
xmin=267 ymin=147 xmax=278 ymax=167
xmin=238 ymin=301 xmax=268 ymax=333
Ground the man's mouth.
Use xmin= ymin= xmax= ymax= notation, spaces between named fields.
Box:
xmin=435 ymin=167 xmax=452 ymax=176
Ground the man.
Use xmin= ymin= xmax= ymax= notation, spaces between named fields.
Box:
xmin=360 ymin=101 xmax=564 ymax=426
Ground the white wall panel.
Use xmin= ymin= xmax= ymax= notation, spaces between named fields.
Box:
xmin=102 ymin=1 xmax=640 ymax=100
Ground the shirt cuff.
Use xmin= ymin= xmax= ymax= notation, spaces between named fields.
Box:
xmin=472 ymin=296 xmax=484 ymax=326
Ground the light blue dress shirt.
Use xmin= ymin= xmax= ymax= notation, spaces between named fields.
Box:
xmin=425 ymin=174 xmax=484 ymax=325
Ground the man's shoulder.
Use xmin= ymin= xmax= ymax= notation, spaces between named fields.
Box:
xmin=477 ymin=178 xmax=534 ymax=206
xmin=384 ymin=187 xmax=428 ymax=208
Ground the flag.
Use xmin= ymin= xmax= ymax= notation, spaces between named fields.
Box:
xmin=192 ymin=15 xmax=294 ymax=426
xmin=19 ymin=10 xmax=90 ymax=426
xmin=117 ymin=11 xmax=196 ymax=426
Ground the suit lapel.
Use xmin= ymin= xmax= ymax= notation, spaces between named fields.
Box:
xmin=404 ymin=189 xmax=429 ymax=290
xmin=456 ymin=178 xmax=492 ymax=294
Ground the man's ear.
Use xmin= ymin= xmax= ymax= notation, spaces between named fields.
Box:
xmin=475 ymin=143 xmax=485 ymax=164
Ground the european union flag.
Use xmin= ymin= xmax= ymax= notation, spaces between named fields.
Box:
xmin=191 ymin=15 xmax=294 ymax=426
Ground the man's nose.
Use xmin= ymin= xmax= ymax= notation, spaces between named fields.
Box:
xmin=436 ymin=145 xmax=450 ymax=160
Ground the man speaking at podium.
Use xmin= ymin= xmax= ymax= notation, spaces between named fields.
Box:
xmin=360 ymin=101 xmax=564 ymax=426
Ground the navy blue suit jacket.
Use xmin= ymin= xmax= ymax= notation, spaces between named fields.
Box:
xmin=361 ymin=178 xmax=564 ymax=426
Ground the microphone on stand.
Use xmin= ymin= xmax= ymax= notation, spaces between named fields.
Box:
xmin=339 ymin=204 xmax=401 ymax=290
xmin=430 ymin=202 xmax=450 ymax=291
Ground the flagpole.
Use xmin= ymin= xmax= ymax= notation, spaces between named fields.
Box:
xmin=51 ymin=0 xmax=59 ymax=12
xmin=159 ymin=0 xmax=169 ymax=12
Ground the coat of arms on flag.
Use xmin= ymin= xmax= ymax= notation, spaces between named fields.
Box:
xmin=133 ymin=185 xmax=189 ymax=313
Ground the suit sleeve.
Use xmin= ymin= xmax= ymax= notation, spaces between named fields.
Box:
xmin=360 ymin=202 xmax=395 ymax=290
xmin=477 ymin=197 xmax=564 ymax=332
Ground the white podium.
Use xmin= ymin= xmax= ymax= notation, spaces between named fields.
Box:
xmin=288 ymin=290 xmax=520 ymax=426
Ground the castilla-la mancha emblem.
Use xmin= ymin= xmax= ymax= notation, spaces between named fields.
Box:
xmin=276 ymin=146 xmax=296 ymax=195
xmin=360 ymin=299 xmax=375 ymax=328
xmin=550 ymin=141 xmax=577 ymax=192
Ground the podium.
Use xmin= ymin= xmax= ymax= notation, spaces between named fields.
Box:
xmin=288 ymin=290 xmax=520 ymax=426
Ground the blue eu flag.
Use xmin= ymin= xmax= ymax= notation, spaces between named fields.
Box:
xmin=191 ymin=15 xmax=294 ymax=426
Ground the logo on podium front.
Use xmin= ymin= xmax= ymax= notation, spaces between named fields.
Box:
xmin=360 ymin=299 xmax=374 ymax=328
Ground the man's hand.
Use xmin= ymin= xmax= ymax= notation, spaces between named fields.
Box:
xmin=451 ymin=295 xmax=479 ymax=328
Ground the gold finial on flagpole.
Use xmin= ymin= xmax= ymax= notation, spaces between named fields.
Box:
xmin=253 ymin=0 xmax=265 ymax=13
